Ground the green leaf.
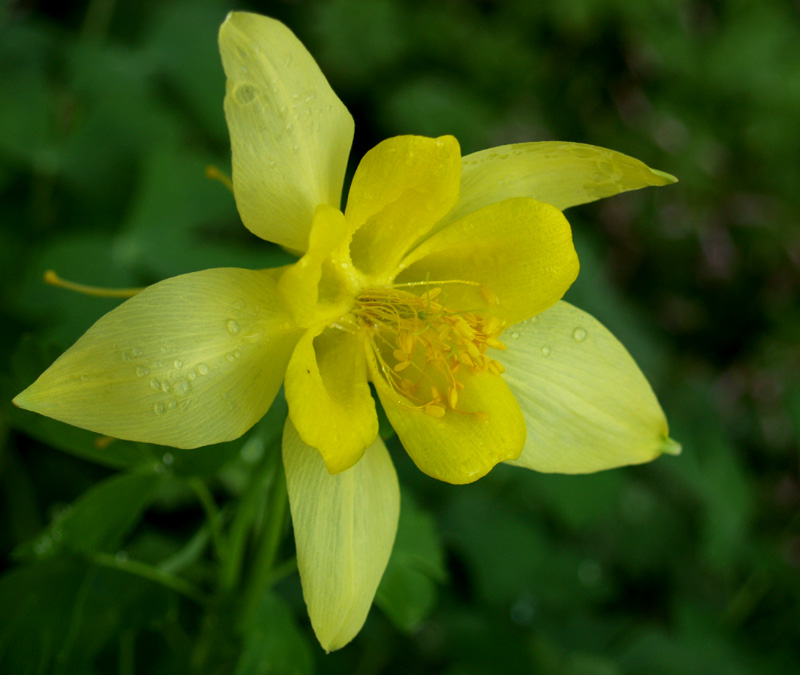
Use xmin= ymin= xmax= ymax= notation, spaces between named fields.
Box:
xmin=0 ymin=556 xmax=175 ymax=675
xmin=375 ymin=490 xmax=446 ymax=631
xmin=117 ymin=150 xmax=295 ymax=279
xmin=15 ymin=470 xmax=162 ymax=561
xmin=235 ymin=591 xmax=314 ymax=675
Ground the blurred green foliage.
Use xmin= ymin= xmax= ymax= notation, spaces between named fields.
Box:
xmin=1 ymin=0 xmax=799 ymax=673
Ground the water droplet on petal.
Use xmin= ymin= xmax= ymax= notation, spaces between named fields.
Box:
xmin=197 ymin=364 xmax=210 ymax=375
xmin=132 ymin=348 xmax=143 ymax=357
xmin=227 ymin=320 xmax=240 ymax=334
xmin=136 ymin=366 xmax=149 ymax=377
xmin=162 ymin=452 xmax=174 ymax=466
xmin=150 ymin=379 xmax=160 ymax=390
xmin=115 ymin=550 xmax=129 ymax=563
xmin=573 ymin=327 xmax=588 ymax=342
xmin=153 ymin=402 xmax=165 ymax=415
xmin=80 ymin=375 xmax=89 ymax=382
xmin=511 ymin=332 xmax=520 ymax=339
xmin=173 ymin=360 xmax=183 ymax=369
xmin=541 ymin=346 xmax=551 ymax=356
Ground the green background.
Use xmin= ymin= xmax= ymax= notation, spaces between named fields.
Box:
xmin=1 ymin=0 xmax=799 ymax=673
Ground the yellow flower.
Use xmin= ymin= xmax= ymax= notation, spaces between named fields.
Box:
xmin=14 ymin=12 xmax=679 ymax=651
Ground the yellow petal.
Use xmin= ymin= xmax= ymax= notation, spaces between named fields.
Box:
xmin=219 ymin=12 xmax=354 ymax=252
xmin=14 ymin=269 xmax=301 ymax=448
xmin=396 ymin=197 xmax=579 ymax=324
xmin=368 ymin=353 xmax=525 ymax=484
xmin=437 ymin=141 xmax=676 ymax=233
xmin=501 ymin=301 xmax=678 ymax=473
xmin=285 ymin=326 xmax=378 ymax=473
xmin=278 ymin=204 xmax=350 ymax=325
xmin=283 ymin=419 xmax=399 ymax=652
xmin=345 ymin=135 xmax=461 ymax=277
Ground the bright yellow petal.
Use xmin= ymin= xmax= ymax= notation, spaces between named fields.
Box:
xmin=219 ymin=12 xmax=354 ymax=252
xmin=437 ymin=142 xmax=676 ymax=233
xmin=283 ymin=419 xmax=399 ymax=652
xmin=396 ymin=197 xmax=579 ymax=324
xmin=501 ymin=301 xmax=679 ymax=473
xmin=285 ymin=326 xmax=378 ymax=473
xmin=278 ymin=204 xmax=350 ymax=325
xmin=345 ymin=135 xmax=461 ymax=278
xmin=368 ymin=353 xmax=525 ymax=484
xmin=14 ymin=269 xmax=301 ymax=448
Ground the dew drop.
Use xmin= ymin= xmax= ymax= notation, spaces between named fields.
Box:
xmin=80 ymin=375 xmax=89 ymax=382
xmin=122 ymin=352 xmax=131 ymax=362
xmin=197 ymin=363 xmax=210 ymax=375
xmin=234 ymin=83 xmax=257 ymax=105
xmin=132 ymin=348 xmax=143 ymax=357
xmin=153 ymin=402 xmax=165 ymax=415
xmin=572 ymin=327 xmax=588 ymax=342
xmin=233 ymin=350 xmax=241 ymax=359
xmin=530 ymin=316 xmax=539 ymax=324
xmin=188 ymin=370 xmax=197 ymax=380
xmin=167 ymin=400 xmax=178 ymax=411
xmin=150 ymin=379 xmax=160 ymax=390
xmin=161 ymin=381 xmax=170 ymax=393
xmin=541 ymin=346 xmax=551 ymax=357
xmin=232 ymin=299 xmax=246 ymax=310
xmin=511 ymin=332 xmax=520 ymax=340
xmin=175 ymin=380 xmax=190 ymax=394
xmin=173 ymin=360 xmax=183 ymax=369
xmin=162 ymin=452 xmax=174 ymax=466
xmin=227 ymin=319 xmax=241 ymax=334
xmin=136 ymin=366 xmax=149 ymax=377
xmin=115 ymin=550 xmax=129 ymax=563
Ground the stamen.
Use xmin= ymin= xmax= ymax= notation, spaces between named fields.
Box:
xmin=205 ymin=165 xmax=234 ymax=192
xmin=44 ymin=270 xmax=143 ymax=299
xmin=354 ymin=285 xmax=507 ymax=420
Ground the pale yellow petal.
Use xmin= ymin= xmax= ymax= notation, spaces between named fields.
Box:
xmin=14 ymin=269 xmax=301 ymax=448
xmin=345 ymin=135 xmax=461 ymax=277
xmin=501 ymin=301 xmax=677 ymax=473
xmin=283 ymin=419 xmax=399 ymax=652
xmin=285 ymin=326 xmax=378 ymax=473
xmin=219 ymin=12 xmax=354 ymax=251
xmin=436 ymin=142 xmax=676 ymax=233
xmin=368 ymin=352 xmax=525 ymax=484
xmin=396 ymin=197 xmax=579 ymax=324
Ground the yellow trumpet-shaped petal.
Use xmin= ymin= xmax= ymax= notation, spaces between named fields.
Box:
xmin=437 ymin=141 xmax=676 ymax=234
xmin=346 ymin=135 xmax=461 ymax=277
xmin=285 ymin=326 xmax=378 ymax=473
xmin=14 ymin=268 xmax=301 ymax=448
xmin=368 ymin=353 xmax=525 ymax=485
xmin=283 ymin=419 xmax=399 ymax=652
xmin=396 ymin=197 xmax=579 ymax=325
xmin=278 ymin=204 xmax=350 ymax=325
xmin=501 ymin=301 xmax=678 ymax=473
xmin=219 ymin=12 xmax=354 ymax=252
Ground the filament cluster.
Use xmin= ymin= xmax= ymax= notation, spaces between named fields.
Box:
xmin=354 ymin=285 xmax=506 ymax=420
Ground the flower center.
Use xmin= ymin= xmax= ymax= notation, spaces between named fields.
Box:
xmin=353 ymin=284 xmax=506 ymax=419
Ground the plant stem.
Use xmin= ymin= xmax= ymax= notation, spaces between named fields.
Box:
xmin=219 ymin=437 xmax=281 ymax=593
xmin=241 ymin=460 xmax=289 ymax=624
xmin=92 ymin=551 xmax=209 ymax=605
xmin=188 ymin=477 xmax=228 ymax=562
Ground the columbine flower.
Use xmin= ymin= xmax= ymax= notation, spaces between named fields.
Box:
xmin=14 ymin=12 xmax=680 ymax=651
